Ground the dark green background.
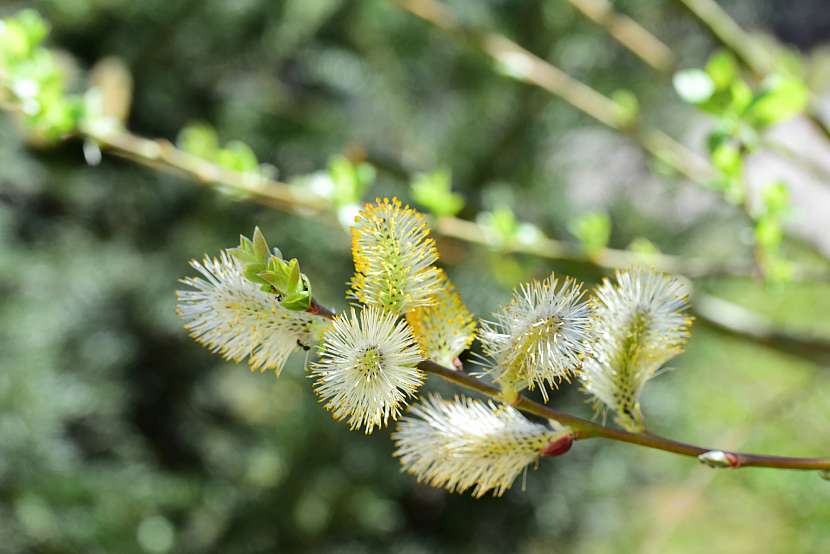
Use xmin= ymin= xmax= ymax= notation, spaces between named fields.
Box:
xmin=2 ymin=1 xmax=830 ymax=552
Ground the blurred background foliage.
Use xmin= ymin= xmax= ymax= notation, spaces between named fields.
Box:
xmin=2 ymin=0 xmax=830 ymax=552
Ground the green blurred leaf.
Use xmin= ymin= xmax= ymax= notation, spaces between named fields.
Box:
xmin=0 ymin=10 xmax=49 ymax=63
xmin=755 ymin=217 xmax=783 ymax=250
xmin=177 ymin=123 xmax=219 ymax=160
xmin=477 ymin=207 xmax=519 ymax=248
xmin=328 ymin=156 xmax=375 ymax=207
xmin=216 ymin=140 xmax=259 ymax=173
xmin=705 ymin=50 xmax=739 ymax=90
xmin=410 ymin=168 xmax=465 ymax=217
xmin=611 ymin=89 xmax=639 ymax=126
xmin=761 ymin=181 xmax=790 ymax=217
xmin=627 ymin=237 xmax=660 ymax=256
xmin=569 ymin=212 xmax=611 ymax=256
xmin=745 ymin=76 xmax=809 ymax=128
xmin=711 ymin=141 xmax=743 ymax=177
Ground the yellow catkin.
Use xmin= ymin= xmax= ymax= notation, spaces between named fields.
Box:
xmin=350 ymin=198 xmax=442 ymax=314
xmin=406 ymin=269 xmax=476 ymax=367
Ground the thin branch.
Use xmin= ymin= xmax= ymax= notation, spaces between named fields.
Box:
xmin=392 ymin=0 xmax=715 ymax=186
xmin=84 ymin=126 xmax=329 ymax=215
xmin=694 ymin=293 xmax=830 ymax=365
xmin=432 ymin=216 xmax=752 ymax=279
xmin=421 ymin=361 xmax=830 ymax=471
xmin=78 ymin=121 xmax=754 ymax=280
xmin=764 ymin=137 xmax=830 ymax=187
xmin=675 ymin=0 xmax=773 ymax=76
xmin=568 ymin=0 xmax=675 ymax=73
xmin=677 ymin=0 xmax=830 ymax=141
xmin=311 ymin=302 xmax=830 ymax=471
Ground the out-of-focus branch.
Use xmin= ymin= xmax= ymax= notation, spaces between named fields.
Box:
xmin=693 ymin=293 xmax=830 ymax=366
xmin=677 ymin=0 xmax=830 ymax=142
xmin=391 ymin=0 xmax=715 ymax=187
xmin=675 ymin=0 xmax=773 ymax=76
xmin=432 ymin=216 xmax=751 ymax=279
xmin=85 ymin=125 xmax=734 ymax=277
xmin=568 ymin=0 xmax=674 ymax=73
xmin=84 ymin=126 xmax=330 ymax=215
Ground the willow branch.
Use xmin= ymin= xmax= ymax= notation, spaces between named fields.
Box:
xmin=83 ymin=125 xmax=329 ymax=215
xmin=418 ymin=360 xmax=830 ymax=471
xmin=675 ymin=0 xmax=773 ymax=75
xmin=308 ymin=302 xmax=830 ymax=471
xmin=391 ymin=0 xmax=715 ymax=186
xmin=432 ymin=216 xmax=752 ymax=279
xmin=677 ymin=0 xmax=830 ymax=141
xmin=568 ymin=0 xmax=674 ymax=72
xmin=693 ymin=293 xmax=830 ymax=365
xmin=73 ymin=121 xmax=752 ymax=280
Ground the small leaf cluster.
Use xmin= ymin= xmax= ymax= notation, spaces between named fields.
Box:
xmin=228 ymin=227 xmax=312 ymax=311
xmin=569 ymin=212 xmax=611 ymax=257
xmin=328 ymin=155 xmax=376 ymax=209
xmin=477 ymin=207 xmax=544 ymax=250
xmin=410 ymin=168 xmax=465 ymax=217
xmin=674 ymin=50 xmax=807 ymax=203
xmin=674 ymin=49 xmax=805 ymax=280
xmin=754 ymin=181 xmax=793 ymax=281
xmin=177 ymin=122 xmax=270 ymax=175
xmin=0 ymin=10 xmax=84 ymax=142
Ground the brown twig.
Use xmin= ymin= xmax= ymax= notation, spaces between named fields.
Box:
xmin=422 ymin=359 xmax=830 ymax=471
xmin=391 ymin=0 xmax=715 ymax=186
xmin=310 ymin=303 xmax=830 ymax=471
xmin=568 ymin=0 xmax=675 ymax=73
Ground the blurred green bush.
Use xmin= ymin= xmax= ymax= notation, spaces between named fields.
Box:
xmin=1 ymin=1 xmax=830 ymax=553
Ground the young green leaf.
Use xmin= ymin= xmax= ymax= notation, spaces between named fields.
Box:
xmin=761 ymin=181 xmax=790 ymax=217
xmin=569 ymin=212 xmax=611 ymax=256
xmin=411 ymin=169 xmax=465 ymax=217
xmin=745 ymin=77 xmax=809 ymax=128
xmin=705 ymin=50 xmax=739 ymax=90
xmin=252 ymin=227 xmax=270 ymax=261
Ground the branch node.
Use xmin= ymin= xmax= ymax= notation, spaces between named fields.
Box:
xmin=698 ymin=450 xmax=740 ymax=468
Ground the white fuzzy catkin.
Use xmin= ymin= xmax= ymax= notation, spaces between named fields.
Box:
xmin=310 ymin=306 xmax=424 ymax=434
xmin=479 ymin=274 xmax=590 ymax=401
xmin=394 ymin=394 xmax=570 ymax=498
xmin=581 ymin=268 xmax=691 ymax=431
xmin=177 ymin=251 xmax=322 ymax=375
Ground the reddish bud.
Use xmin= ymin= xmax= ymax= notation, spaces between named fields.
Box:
xmin=540 ymin=434 xmax=574 ymax=457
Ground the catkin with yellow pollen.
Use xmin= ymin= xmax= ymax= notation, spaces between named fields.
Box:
xmin=580 ymin=268 xmax=692 ymax=432
xmin=310 ymin=306 xmax=424 ymax=434
xmin=176 ymin=251 xmax=325 ymax=376
xmin=479 ymin=273 xmax=591 ymax=402
xmin=405 ymin=269 xmax=476 ymax=367
xmin=350 ymin=197 xmax=442 ymax=314
xmin=393 ymin=394 xmax=572 ymax=498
